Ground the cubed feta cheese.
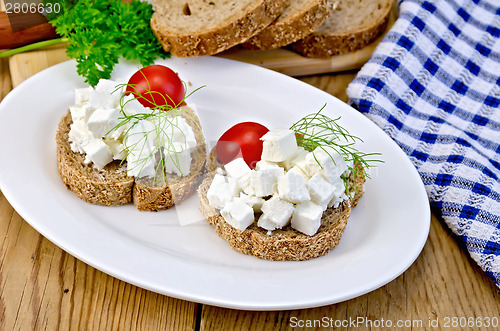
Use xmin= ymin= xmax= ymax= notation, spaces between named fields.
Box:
xmin=328 ymin=179 xmax=347 ymax=208
xmin=74 ymin=86 xmax=93 ymax=104
xmin=279 ymin=146 xmax=308 ymax=170
xmin=126 ymin=146 xmax=157 ymax=178
xmin=277 ymin=171 xmax=310 ymax=203
xmin=307 ymin=174 xmax=336 ymax=208
xmin=224 ymin=157 xmax=251 ymax=180
xmin=249 ymin=167 xmax=284 ymax=197
xmin=304 ymin=147 xmax=348 ymax=183
xmin=239 ymin=192 xmax=264 ymax=213
xmin=68 ymin=119 xmax=93 ymax=154
xmin=260 ymin=196 xmax=294 ymax=229
xmin=70 ymin=104 xmax=93 ymax=122
xmin=164 ymin=144 xmax=191 ymax=176
xmin=88 ymin=79 xmax=122 ymax=109
xmin=122 ymin=94 xmax=150 ymax=116
xmin=291 ymin=201 xmax=324 ymax=236
xmin=87 ymin=107 xmax=121 ymax=138
xmin=260 ymin=129 xmax=298 ymax=162
xmin=123 ymin=120 xmax=156 ymax=152
xmin=104 ymin=139 xmax=127 ymax=160
xmin=82 ymin=138 xmax=113 ymax=170
xmin=254 ymin=160 xmax=280 ymax=171
xmin=220 ymin=197 xmax=255 ymax=231
xmin=207 ymin=174 xmax=240 ymax=210
xmin=288 ymin=165 xmax=309 ymax=181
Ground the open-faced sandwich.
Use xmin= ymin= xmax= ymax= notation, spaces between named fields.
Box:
xmin=198 ymin=109 xmax=377 ymax=261
xmin=56 ymin=65 xmax=207 ymax=211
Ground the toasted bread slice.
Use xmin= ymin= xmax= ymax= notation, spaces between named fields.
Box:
xmin=289 ymin=0 xmax=392 ymax=57
xmin=242 ymin=0 xmax=336 ymax=50
xmin=197 ymin=153 xmax=365 ymax=261
xmin=56 ymin=106 xmax=207 ymax=211
xmin=151 ymin=0 xmax=289 ymax=57
xmin=56 ymin=111 xmax=134 ymax=206
xmin=133 ymin=106 xmax=207 ymax=211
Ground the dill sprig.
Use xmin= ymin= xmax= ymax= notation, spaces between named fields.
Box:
xmin=105 ymin=79 xmax=205 ymax=181
xmin=289 ymin=104 xmax=383 ymax=198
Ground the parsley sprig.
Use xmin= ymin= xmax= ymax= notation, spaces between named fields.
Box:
xmin=290 ymin=105 xmax=383 ymax=198
xmin=0 ymin=0 xmax=168 ymax=86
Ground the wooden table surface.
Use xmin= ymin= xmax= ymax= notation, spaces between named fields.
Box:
xmin=1 ymin=47 xmax=499 ymax=331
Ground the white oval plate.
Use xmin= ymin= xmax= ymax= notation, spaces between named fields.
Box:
xmin=0 ymin=57 xmax=429 ymax=310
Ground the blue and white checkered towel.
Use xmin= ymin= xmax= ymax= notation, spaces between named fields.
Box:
xmin=347 ymin=0 xmax=500 ymax=287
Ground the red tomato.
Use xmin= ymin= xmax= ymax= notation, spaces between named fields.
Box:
xmin=126 ymin=65 xmax=185 ymax=109
xmin=216 ymin=122 xmax=269 ymax=169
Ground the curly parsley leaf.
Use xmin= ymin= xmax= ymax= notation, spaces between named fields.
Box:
xmin=41 ymin=0 xmax=168 ymax=86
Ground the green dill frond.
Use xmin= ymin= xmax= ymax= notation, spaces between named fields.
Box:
xmin=290 ymin=104 xmax=383 ymax=199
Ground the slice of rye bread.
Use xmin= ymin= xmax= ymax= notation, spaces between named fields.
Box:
xmin=56 ymin=106 xmax=207 ymax=210
xmin=242 ymin=0 xmax=337 ymax=50
xmin=133 ymin=106 xmax=207 ymax=211
xmin=197 ymin=158 xmax=365 ymax=261
xmin=56 ymin=111 xmax=134 ymax=206
xmin=150 ymin=0 xmax=289 ymax=57
xmin=289 ymin=0 xmax=393 ymax=57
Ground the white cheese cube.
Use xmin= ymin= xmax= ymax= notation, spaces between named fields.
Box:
xmin=307 ymin=174 xmax=336 ymax=208
xmin=104 ymin=139 xmax=126 ymax=160
xmin=239 ymin=192 xmax=264 ymax=213
xmin=87 ymin=107 xmax=121 ymax=138
xmin=68 ymin=119 xmax=93 ymax=154
xmin=260 ymin=196 xmax=294 ymax=228
xmin=238 ymin=171 xmax=254 ymax=195
xmin=257 ymin=213 xmax=280 ymax=231
xmin=70 ymin=104 xmax=93 ymax=122
xmin=279 ymin=146 xmax=308 ymax=170
xmin=277 ymin=171 xmax=310 ymax=203
xmin=224 ymin=157 xmax=251 ymax=180
xmin=250 ymin=167 xmax=284 ymax=197
xmin=88 ymin=79 xmax=123 ymax=109
xmin=254 ymin=160 xmax=280 ymax=171
xmin=260 ymin=129 xmax=298 ymax=162
xmin=207 ymin=174 xmax=240 ymax=210
xmin=126 ymin=147 xmax=157 ymax=178
xmin=291 ymin=201 xmax=324 ymax=236
xmin=124 ymin=120 xmax=156 ymax=151
xmin=157 ymin=115 xmax=197 ymax=150
xmin=288 ymin=165 xmax=309 ymax=181
xmin=122 ymin=94 xmax=150 ymax=116
xmin=74 ymin=86 xmax=93 ymax=104
xmin=164 ymin=144 xmax=191 ymax=176
xmin=220 ymin=198 xmax=255 ymax=231
xmin=305 ymin=147 xmax=348 ymax=184
xmin=82 ymin=138 xmax=113 ymax=170
xmin=328 ymin=179 xmax=347 ymax=208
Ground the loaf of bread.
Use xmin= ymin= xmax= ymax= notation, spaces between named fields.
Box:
xmin=56 ymin=105 xmax=207 ymax=211
xmin=289 ymin=0 xmax=393 ymax=57
xmin=198 ymin=151 xmax=365 ymax=261
xmin=150 ymin=0 xmax=289 ymax=57
xmin=242 ymin=0 xmax=336 ymax=50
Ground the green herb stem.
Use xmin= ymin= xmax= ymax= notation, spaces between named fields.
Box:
xmin=0 ymin=38 xmax=68 ymax=58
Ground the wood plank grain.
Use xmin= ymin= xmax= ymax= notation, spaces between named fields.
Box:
xmin=199 ymin=215 xmax=500 ymax=330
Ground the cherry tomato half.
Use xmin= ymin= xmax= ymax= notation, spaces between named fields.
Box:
xmin=216 ymin=122 xmax=269 ymax=169
xmin=126 ymin=65 xmax=185 ymax=109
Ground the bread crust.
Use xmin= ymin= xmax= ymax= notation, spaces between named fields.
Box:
xmin=197 ymin=158 xmax=365 ymax=261
xmin=133 ymin=107 xmax=207 ymax=211
xmin=289 ymin=0 xmax=392 ymax=57
xmin=242 ymin=0 xmax=335 ymax=50
xmin=56 ymin=106 xmax=206 ymax=211
xmin=56 ymin=111 xmax=134 ymax=206
xmin=151 ymin=0 xmax=289 ymax=57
